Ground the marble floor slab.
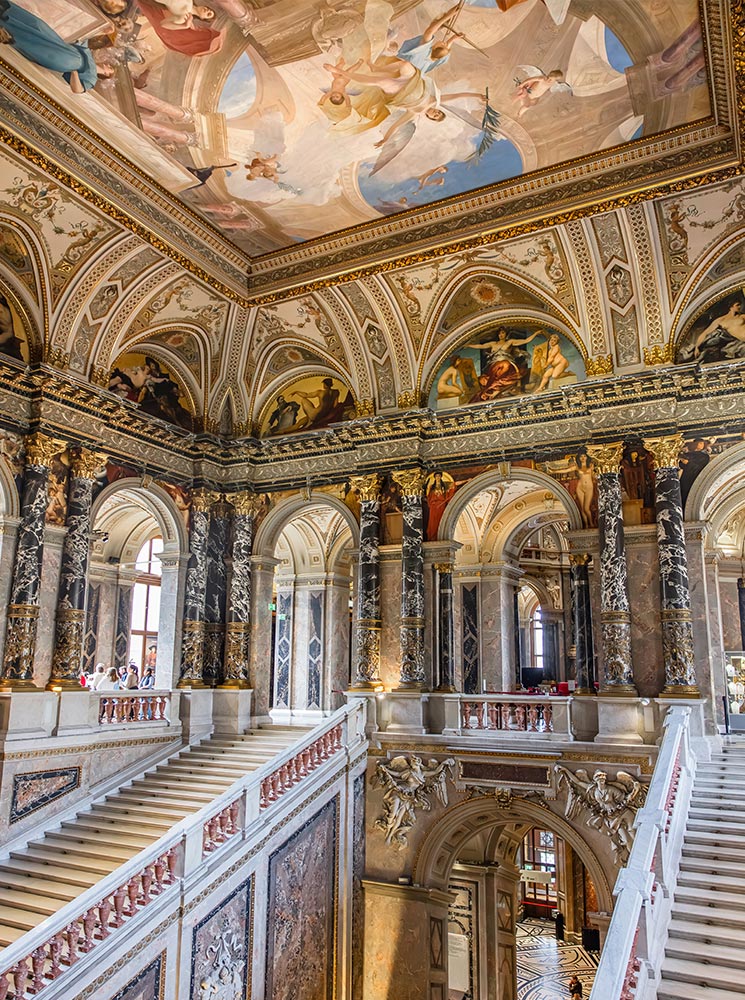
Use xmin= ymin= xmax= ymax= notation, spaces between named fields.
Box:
xmin=517 ymin=922 xmax=598 ymax=1000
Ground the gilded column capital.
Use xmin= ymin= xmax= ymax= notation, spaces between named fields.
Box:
xmin=71 ymin=448 xmax=107 ymax=480
xmin=391 ymin=468 xmax=427 ymax=497
xmin=586 ymin=442 xmax=623 ymax=476
xmin=24 ymin=432 xmax=64 ymax=469
xmin=569 ymin=552 xmax=591 ymax=567
xmin=349 ymin=473 xmax=383 ymax=502
xmin=642 ymin=434 xmax=684 ymax=470
xmin=191 ymin=488 xmax=219 ymax=513
xmin=230 ymin=491 xmax=262 ymax=517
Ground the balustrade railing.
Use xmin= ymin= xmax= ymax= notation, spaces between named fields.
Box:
xmin=589 ymin=705 xmax=694 ymax=1000
xmin=0 ymin=702 xmax=365 ymax=1000
xmin=431 ymin=693 xmax=573 ymax=741
xmin=97 ymin=692 xmax=170 ymax=726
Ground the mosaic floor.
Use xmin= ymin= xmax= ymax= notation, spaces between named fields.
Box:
xmin=516 ymin=920 xmax=599 ymax=1000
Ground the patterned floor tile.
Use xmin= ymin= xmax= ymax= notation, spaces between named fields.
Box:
xmin=516 ymin=923 xmax=598 ymax=1000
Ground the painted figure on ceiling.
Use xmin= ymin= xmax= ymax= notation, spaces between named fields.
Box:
xmin=136 ymin=0 xmax=223 ymax=56
xmin=267 ymin=394 xmax=301 ymax=435
xmin=687 ymin=300 xmax=745 ymax=363
xmin=0 ymin=1 xmax=114 ymax=92
xmin=0 ymin=294 xmax=25 ymax=361
xmin=468 ymin=327 xmax=541 ymax=400
xmin=424 ymin=470 xmax=456 ymax=541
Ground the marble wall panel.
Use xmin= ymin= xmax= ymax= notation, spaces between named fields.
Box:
xmin=352 ymin=774 xmax=366 ymax=1000
xmin=266 ymin=798 xmax=337 ymax=1000
xmin=479 ymin=578 xmax=501 ymax=691
xmin=83 ymin=583 xmax=100 ymax=675
xmin=112 ymin=954 xmax=165 ymax=1000
xmin=33 ymin=529 xmax=65 ymax=687
xmin=461 ymin=583 xmax=479 ymax=694
xmin=719 ymin=579 xmax=742 ymax=650
xmin=189 ymin=877 xmax=251 ymax=1000
xmin=363 ymin=889 xmax=429 ymax=1000
xmin=326 ymin=582 xmax=351 ymax=709
xmin=274 ymin=590 xmax=293 ymax=708
xmin=626 ymin=539 xmax=664 ymax=697
xmin=379 ymin=551 xmax=401 ymax=690
xmin=307 ymin=591 xmax=323 ymax=709
xmin=10 ymin=766 xmax=80 ymax=823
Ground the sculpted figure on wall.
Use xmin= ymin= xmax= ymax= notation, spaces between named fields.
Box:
xmin=555 ymin=766 xmax=645 ymax=864
xmin=373 ymin=754 xmax=455 ymax=849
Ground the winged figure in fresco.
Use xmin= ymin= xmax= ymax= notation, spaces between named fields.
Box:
xmin=556 ymin=766 xmax=645 ymax=863
xmin=372 ymin=755 xmax=455 ymax=848
xmin=512 ymin=65 xmax=573 ymax=117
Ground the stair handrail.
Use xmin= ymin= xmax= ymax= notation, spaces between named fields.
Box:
xmin=0 ymin=701 xmax=366 ymax=997
xmin=589 ymin=705 xmax=694 ymax=1000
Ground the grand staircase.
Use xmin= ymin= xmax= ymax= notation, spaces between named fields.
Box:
xmin=0 ymin=726 xmax=306 ymax=950
xmin=657 ymin=741 xmax=745 ymax=999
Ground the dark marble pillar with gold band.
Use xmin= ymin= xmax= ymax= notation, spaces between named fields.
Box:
xmin=48 ymin=449 xmax=106 ymax=689
xmin=350 ymin=474 xmax=383 ymax=689
xmin=569 ymin=553 xmax=594 ymax=694
xmin=393 ymin=468 xmax=427 ymax=689
xmin=644 ymin=434 xmax=699 ymax=695
xmin=435 ymin=561 xmax=455 ymax=691
xmin=204 ymin=498 xmax=230 ymax=686
xmin=177 ymin=488 xmax=216 ymax=688
xmin=1 ymin=433 xmax=64 ymax=689
xmin=221 ymin=492 xmax=259 ymax=688
xmin=587 ymin=442 xmax=637 ymax=694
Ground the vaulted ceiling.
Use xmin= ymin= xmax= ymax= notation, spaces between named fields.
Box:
xmin=0 ymin=0 xmax=742 ymax=440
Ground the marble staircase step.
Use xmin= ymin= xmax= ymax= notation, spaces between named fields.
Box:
xmin=684 ymin=828 xmax=745 ymax=847
xmin=671 ymin=902 xmax=745 ymax=932
xmin=674 ymin=885 xmax=745 ymax=912
xmin=0 ymin=872 xmax=80 ymax=902
xmin=688 ymin=802 xmax=745 ymax=818
xmin=660 ymin=956 xmax=744 ymax=993
xmin=658 ymin=977 xmax=744 ymax=1000
xmin=680 ymin=842 xmax=744 ymax=863
xmin=38 ymin=834 xmax=146 ymax=862
xmin=0 ymin=890 xmax=59 ymax=918
xmin=16 ymin=848 xmax=122 ymax=877
xmin=123 ymin=783 xmax=215 ymax=804
xmin=85 ymin=807 xmax=179 ymax=831
xmin=0 ymin=905 xmax=48 ymax=933
xmin=55 ymin=822 xmax=156 ymax=849
xmin=100 ymin=799 xmax=193 ymax=821
xmin=677 ymin=870 xmax=745 ymax=894
xmin=0 ymin=860 xmax=99 ymax=889
xmin=0 ymin=924 xmax=31 ymax=949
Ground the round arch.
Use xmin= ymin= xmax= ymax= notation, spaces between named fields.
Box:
xmin=412 ymin=795 xmax=614 ymax=912
xmin=90 ymin=479 xmax=188 ymax=556
xmin=685 ymin=440 xmax=745 ymax=525
xmin=439 ymin=467 xmax=582 ymax=543
xmin=254 ymin=490 xmax=360 ymax=557
xmin=0 ymin=452 xmax=20 ymax=519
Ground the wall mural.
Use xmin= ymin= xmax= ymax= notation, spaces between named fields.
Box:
xmin=108 ymin=352 xmax=195 ymax=430
xmin=0 ymin=289 xmax=30 ymax=363
xmin=676 ymin=288 xmax=745 ymax=364
xmin=5 ymin=1 xmax=709 ymax=255
xmin=428 ymin=324 xmax=584 ymax=410
xmin=260 ymin=375 xmax=355 ymax=437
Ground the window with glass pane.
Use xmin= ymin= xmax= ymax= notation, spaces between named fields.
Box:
xmin=521 ymin=827 xmax=557 ymax=907
xmin=129 ymin=537 xmax=162 ymax=675
xmin=531 ymin=608 xmax=544 ymax=670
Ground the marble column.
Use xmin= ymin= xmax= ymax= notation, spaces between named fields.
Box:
xmin=250 ymin=555 xmax=280 ymax=720
xmin=392 ymin=468 xmax=427 ymax=689
xmin=435 ymin=561 xmax=455 ymax=691
xmin=644 ymin=434 xmax=698 ymax=695
xmin=350 ymin=473 xmax=383 ymax=689
xmin=221 ymin=492 xmax=259 ymax=689
xmin=156 ymin=549 xmax=186 ymax=689
xmin=570 ymin=553 xmax=594 ymax=694
xmin=203 ymin=498 xmax=230 ymax=686
xmin=177 ymin=488 xmax=216 ymax=688
xmin=586 ymin=442 xmax=636 ymax=694
xmin=738 ymin=577 xmax=745 ymax=650
xmin=48 ymin=449 xmax=106 ymax=689
xmin=1 ymin=432 xmax=64 ymax=689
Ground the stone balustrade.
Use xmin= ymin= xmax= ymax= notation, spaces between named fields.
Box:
xmin=429 ymin=693 xmax=574 ymax=741
xmin=97 ymin=692 xmax=171 ymax=726
xmin=0 ymin=703 xmax=365 ymax=1000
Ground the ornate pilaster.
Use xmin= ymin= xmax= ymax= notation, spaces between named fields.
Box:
xmin=644 ymin=435 xmax=699 ymax=695
xmin=435 ymin=561 xmax=455 ymax=691
xmin=570 ymin=553 xmax=595 ymax=694
xmin=586 ymin=443 xmax=636 ymax=694
xmin=204 ymin=497 xmax=230 ymax=686
xmin=177 ymin=488 xmax=217 ymax=688
xmin=393 ymin=469 xmax=427 ymax=688
xmin=48 ymin=449 xmax=106 ymax=689
xmin=350 ymin=474 xmax=383 ymax=689
xmin=221 ymin=492 xmax=260 ymax=688
xmin=1 ymin=432 xmax=64 ymax=689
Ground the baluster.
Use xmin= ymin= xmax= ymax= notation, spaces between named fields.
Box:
xmin=296 ymin=752 xmax=308 ymax=779
xmin=217 ymin=809 xmax=230 ymax=842
xmin=515 ymin=704 xmax=526 ymax=730
xmin=272 ymin=772 xmax=284 ymax=799
xmin=64 ymin=921 xmax=81 ymax=965
xmin=165 ymin=848 xmax=177 ymax=883
xmin=500 ymin=704 xmax=510 ymax=730
xmin=157 ymin=696 xmax=167 ymax=720
xmin=265 ymin=773 xmax=278 ymax=802
xmin=126 ymin=876 xmax=140 ymax=914
xmin=228 ymin=799 xmax=240 ymax=834
xmin=319 ymin=735 xmax=330 ymax=761
xmin=104 ymin=698 xmax=115 ymax=724
xmin=0 ymin=972 xmax=10 ymax=1000
xmin=135 ymin=697 xmax=144 ymax=722
xmin=528 ymin=704 xmax=539 ymax=732
xmin=487 ymin=703 xmax=498 ymax=730
xmin=475 ymin=702 xmax=485 ymax=730
xmin=153 ymin=857 xmax=166 ymax=895
xmin=112 ymin=885 xmax=127 ymax=926
xmin=82 ymin=908 xmax=97 ymax=951
xmin=98 ymin=698 xmax=105 ymax=724
xmin=311 ymin=742 xmax=321 ymax=768
xmin=542 ymin=705 xmax=553 ymax=732
xmin=97 ymin=897 xmax=112 ymax=938
xmin=30 ymin=944 xmax=46 ymax=992
xmin=292 ymin=756 xmax=303 ymax=783
xmin=460 ymin=701 xmax=470 ymax=729
xmin=141 ymin=866 xmax=153 ymax=900
xmin=12 ymin=960 xmax=29 ymax=999
xmin=333 ymin=725 xmax=343 ymax=751
xmin=259 ymin=778 xmax=269 ymax=808
xmin=48 ymin=933 xmax=64 ymax=979
xmin=280 ymin=763 xmax=293 ymax=791
xmin=114 ymin=697 xmax=124 ymax=723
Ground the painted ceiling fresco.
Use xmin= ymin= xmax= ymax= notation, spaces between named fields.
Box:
xmin=1 ymin=0 xmax=709 ymax=256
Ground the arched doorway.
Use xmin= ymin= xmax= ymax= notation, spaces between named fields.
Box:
xmin=254 ymin=496 xmax=357 ymax=723
xmin=88 ymin=482 xmax=187 ymax=689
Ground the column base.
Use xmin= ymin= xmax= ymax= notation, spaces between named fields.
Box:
xmin=434 ymin=684 xmax=456 ymax=693
xmin=217 ymin=679 xmax=252 ymax=690
xmin=348 ymin=680 xmax=384 ymax=692
xmin=573 ymin=687 xmax=595 ymax=696
xmin=598 ymin=684 xmax=638 ymax=697
xmin=594 ymin=696 xmax=644 ymax=744
xmin=660 ymin=684 xmax=700 ymax=698
xmin=394 ymin=680 xmax=428 ymax=692
xmin=0 ymin=679 xmax=41 ymax=692
xmin=45 ymin=678 xmax=85 ymax=691
xmin=176 ymin=679 xmax=210 ymax=690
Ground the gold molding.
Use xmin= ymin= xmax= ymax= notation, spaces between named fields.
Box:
xmin=643 ymin=343 xmax=674 ymax=366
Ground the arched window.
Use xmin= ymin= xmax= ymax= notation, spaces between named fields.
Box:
xmin=531 ymin=607 xmax=545 ymax=671
xmin=129 ymin=536 xmax=163 ymax=672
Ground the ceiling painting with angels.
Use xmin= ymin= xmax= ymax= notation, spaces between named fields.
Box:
xmin=1 ymin=0 xmax=709 ymax=255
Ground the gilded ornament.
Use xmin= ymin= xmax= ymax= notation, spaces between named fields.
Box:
xmin=643 ymin=344 xmax=674 ymax=366
xmin=642 ymin=434 xmax=684 ymax=470
xmin=355 ymin=398 xmax=375 ymax=417
xmin=397 ymin=390 xmax=421 ymax=410
xmin=586 ymin=442 xmax=623 ymax=476
xmin=349 ymin=474 xmax=382 ymax=503
xmin=391 ymin=469 xmax=427 ymax=496
xmin=230 ymin=492 xmax=262 ymax=517
xmin=569 ymin=553 xmax=591 ymax=567
xmin=190 ymin=488 xmax=219 ymax=513
xmin=24 ymin=432 xmax=65 ymax=469
xmin=71 ymin=448 xmax=107 ymax=480
xmin=585 ymin=355 xmax=613 ymax=377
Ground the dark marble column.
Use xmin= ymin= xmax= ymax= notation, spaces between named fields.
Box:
xmin=435 ymin=561 xmax=455 ymax=691
xmin=1 ymin=433 xmax=64 ymax=689
xmin=587 ymin=442 xmax=637 ymax=694
xmin=644 ymin=434 xmax=699 ymax=694
xmin=203 ymin=498 xmax=230 ymax=686
xmin=221 ymin=492 xmax=259 ymax=688
xmin=569 ymin=553 xmax=594 ymax=694
xmin=350 ymin=474 xmax=383 ymax=689
xmin=48 ymin=449 xmax=107 ymax=689
xmin=177 ymin=488 xmax=216 ymax=688
xmin=393 ymin=468 xmax=427 ymax=689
